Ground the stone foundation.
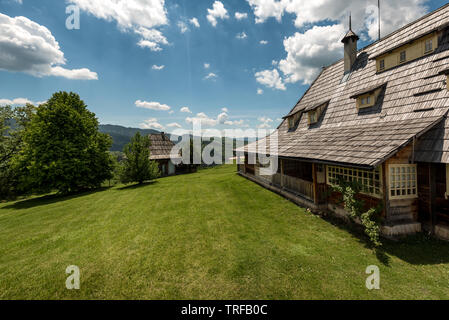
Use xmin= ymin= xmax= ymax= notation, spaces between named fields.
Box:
xmin=435 ymin=225 xmax=449 ymax=241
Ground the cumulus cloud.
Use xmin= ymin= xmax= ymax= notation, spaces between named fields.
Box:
xmin=186 ymin=112 xmax=219 ymax=127
xmin=248 ymin=0 xmax=429 ymax=85
xmin=167 ymin=122 xmax=182 ymax=128
xmin=257 ymin=88 xmax=263 ymax=95
xmin=279 ymin=24 xmax=345 ymax=85
xmin=0 ymin=98 xmax=33 ymax=106
xmin=180 ymin=106 xmax=192 ymax=113
xmin=135 ymin=100 xmax=171 ymax=111
xmin=190 ymin=17 xmax=200 ymax=28
xmin=258 ymin=116 xmax=274 ymax=129
xmin=178 ymin=21 xmax=188 ymax=33
xmin=0 ymin=13 xmax=97 ymax=80
xmin=235 ymin=12 xmax=248 ymax=20
xmin=236 ymin=32 xmax=248 ymax=40
xmin=134 ymin=26 xmax=168 ymax=52
xmin=247 ymin=0 xmax=427 ymax=41
xmin=260 ymin=40 xmax=268 ymax=45
xmin=207 ymin=1 xmax=229 ymax=27
xmin=141 ymin=118 xmax=165 ymax=130
xmin=152 ymin=65 xmax=165 ymax=70
xmin=204 ymin=63 xmax=210 ymax=69
xmin=204 ymin=72 xmax=218 ymax=80
xmin=255 ymin=69 xmax=286 ymax=90
xmin=221 ymin=107 xmax=229 ymax=112
xmin=69 ymin=0 xmax=169 ymax=51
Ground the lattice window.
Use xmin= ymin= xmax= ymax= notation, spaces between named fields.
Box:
xmin=388 ymin=164 xmax=418 ymax=200
xmin=425 ymin=39 xmax=433 ymax=53
xmin=327 ymin=166 xmax=382 ymax=198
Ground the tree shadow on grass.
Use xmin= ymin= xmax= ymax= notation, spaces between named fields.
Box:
xmin=117 ymin=181 xmax=158 ymax=191
xmin=318 ymin=212 xmax=449 ymax=266
xmin=0 ymin=187 xmax=112 ymax=211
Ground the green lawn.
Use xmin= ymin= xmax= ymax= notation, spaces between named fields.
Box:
xmin=1 ymin=165 xmax=449 ymax=300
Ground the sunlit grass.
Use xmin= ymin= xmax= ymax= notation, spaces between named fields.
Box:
xmin=1 ymin=165 xmax=449 ymax=299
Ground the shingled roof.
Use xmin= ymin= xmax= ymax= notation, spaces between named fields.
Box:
xmin=149 ymin=133 xmax=179 ymax=160
xmin=240 ymin=4 xmax=449 ymax=168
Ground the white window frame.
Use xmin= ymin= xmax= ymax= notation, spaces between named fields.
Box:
xmin=388 ymin=164 xmax=418 ymax=200
xmin=327 ymin=165 xmax=383 ymax=198
xmin=424 ymin=39 xmax=433 ymax=53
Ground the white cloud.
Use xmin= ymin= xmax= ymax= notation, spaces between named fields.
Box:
xmin=69 ymin=0 xmax=168 ymax=29
xmin=204 ymin=63 xmax=210 ymax=69
xmin=135 ymin=100 xmax=171 ymax=111
xmin=167 ymin=122 xmax=182 ymax=128
xmin=152 ymin=65 xmax=165 ymax=70
xmin=204 ymin=72 xmax=218 ymax=80
xmin=180 ymin=107 xmax=192 ymax=113
xmin=279 ymin=24 xmax=344 ymax=85
xmin=255 ymin=69 xmax=286 ymax=91
xmin=69 ymin=0 xmax=169 ymax=51
xmin=0 ymin=98 xmax=33 ymax=106
xmin=186 ymin=112 xmax=219 ymax=127
xmin=235 ymin=12 xmax=248 ymax=20
xmin=247 ymin=0 xmax=427 ymax=41
xmin=0 ymin=13 xmax=97 ymax=80
xmin=134 ymin=26 xmax=168 ymax=52
xmin=236 ymin=32 xmax=248 ymax=40
xmin=207 ymin=1 xmax=229 ymax=27
xmin=258 ymin=116 xmax=273 ymax=129
xmin=178 ymin=21 xmax=188 ymax=33
xmin=257 ymin=88 xmax=263 ymax=95
xmin=141 ymin=118 xmax=165 ymax=130
xmin=190 ymin=17 xmax=200 ymax=28
xmin=260 ymin=40 xmax=268 ymax=45
xmin=221 ymin=107 xmax=229 ymax=112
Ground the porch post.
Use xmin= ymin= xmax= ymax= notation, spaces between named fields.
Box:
xmin=281 ymin=159 xmax=285 ymax=188
xmin=313 ymin=163 xmax=318 ymax=205
xmin=430 ymin=164 xmax=437 ymax=234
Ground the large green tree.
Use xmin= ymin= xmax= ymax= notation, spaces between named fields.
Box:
xmin=120 ymin=132 xmax=160 ymax=184
xmin=0 ymin=104 xmax=35 ymax=199
xmin=18 ymin=92 xmax=113 ymax=194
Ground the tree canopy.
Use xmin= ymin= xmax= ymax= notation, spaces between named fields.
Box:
xmin=17 ymin=92 xmax=113 ymax=194
xmin=120 ymin=132 xmax=160 ymax=184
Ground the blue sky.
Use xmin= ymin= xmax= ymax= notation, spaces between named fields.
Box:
xmin=0 ymin=0 xmax=447 ymax=134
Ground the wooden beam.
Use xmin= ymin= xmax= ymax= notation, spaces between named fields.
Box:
xmin=313 ymin=163 xmax=319 ymax=205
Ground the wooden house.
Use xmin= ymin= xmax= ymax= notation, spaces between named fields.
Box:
xmin=238 ymin=4 xmax=449 ymax=240
xmin=149 ymin=133 xmax=179 ymax=177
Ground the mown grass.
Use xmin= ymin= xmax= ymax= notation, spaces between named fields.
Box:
xmin=1 ymin=165 xmax=449 ymax=300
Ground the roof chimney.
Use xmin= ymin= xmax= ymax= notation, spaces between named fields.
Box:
xmin=341 ymin=14 xmax=359 ymax=74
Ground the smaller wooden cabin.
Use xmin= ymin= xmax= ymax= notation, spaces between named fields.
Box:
xmin=149 ymin=133 xmax=179 ymax=177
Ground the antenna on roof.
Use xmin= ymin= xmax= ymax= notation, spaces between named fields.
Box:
xmin=378 ymin=0 xmax=381 ymax=40
xmin=349 ymin=11 xmax=352 ymax=30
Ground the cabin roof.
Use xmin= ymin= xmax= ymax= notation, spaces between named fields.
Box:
xmin=240 ymin=3 xmax=449 ymax=168
xmin=149 ymin=133 xmax=179 ymax=160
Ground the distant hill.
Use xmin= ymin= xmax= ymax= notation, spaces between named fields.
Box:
xmin=99 ymin=124 xmax=161 ymax=152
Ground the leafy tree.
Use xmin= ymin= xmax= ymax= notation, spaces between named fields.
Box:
xmin=0 ymin=104 xmax=35 ymax=199
xmin=17 ymin=92 xmax=113 ymax=194
xmin=120 ymin=132 xmax=160 ymax=184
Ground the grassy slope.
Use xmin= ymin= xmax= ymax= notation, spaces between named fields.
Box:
xmin=1 ymin=165 xmax=449 ymax=300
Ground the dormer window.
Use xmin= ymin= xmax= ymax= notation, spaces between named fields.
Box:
xmin=351 ymin=83 xmax=387 ymax=110
xmin=399 ymin=51 xmax=407 ymax=63
xmin=286 ymin=111 xmax=301 ymax=130
xmin=306 ymin=101 xmax=330 ymax=125
xmin=425 ymin=39 xmax=433 ymax=53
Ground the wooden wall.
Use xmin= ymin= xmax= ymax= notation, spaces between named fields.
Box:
xmin=384 ymin=144 xmax=419 ymax=221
